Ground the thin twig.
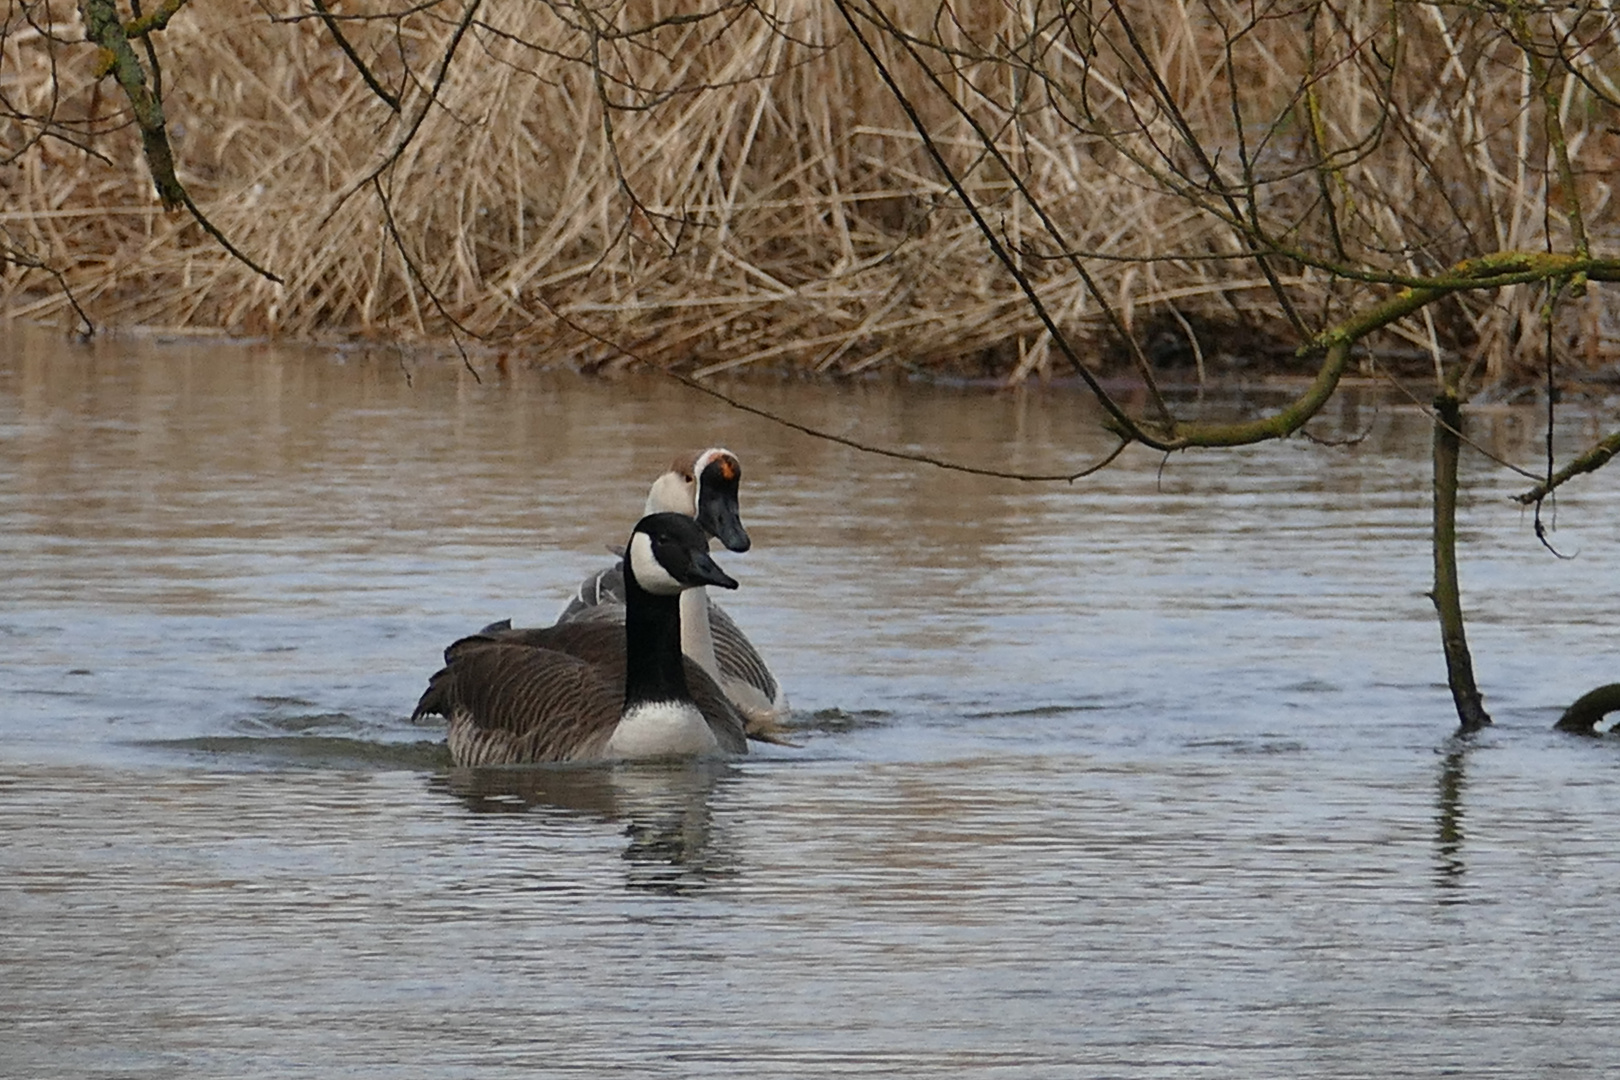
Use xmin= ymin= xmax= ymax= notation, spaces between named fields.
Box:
xmin=831 ymin=0 xmax=1160 ymax=447
xmin=372 ymin=176 xmax=480 ymax=381
xmin=527 ymin=290 xmax=1127 ymax=482
xmin=325 ymin=0 xmax=483 ymax=222
xmin=0 ymin=229 xmax=95 ymax=338
xmin=311 ymin=0 xmax=401 ymax=112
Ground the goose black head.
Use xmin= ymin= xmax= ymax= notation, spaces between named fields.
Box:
xmin=626 ymin=512 xmax=740 ymax=597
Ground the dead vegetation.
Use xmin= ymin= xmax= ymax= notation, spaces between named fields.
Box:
xmin=0 ymin=0 xmax=1616 ymax=381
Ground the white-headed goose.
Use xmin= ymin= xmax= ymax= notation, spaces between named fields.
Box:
xmin=557 ymin=448 xmax=789 ymax=732
xmin=415 ymin=513 xmax=749 ymax=765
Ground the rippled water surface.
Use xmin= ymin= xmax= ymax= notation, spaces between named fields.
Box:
xmin=5 ymin=324 xmax=1620 ymax=1077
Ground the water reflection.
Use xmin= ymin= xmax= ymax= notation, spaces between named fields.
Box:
xmin=10 ymin=329 xmax=1620 ymax=1076
xmin=1432 ymin=736 xmax=1473 ymax=901
xmin=432 ymin=761 xmax=738 ymax=893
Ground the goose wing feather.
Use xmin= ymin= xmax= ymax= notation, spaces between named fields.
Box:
xmin=706 ymin=599 xmax=781 ymax=707
xmin=471 ymin=619 xmax=624 ymax=665
xmin=556 ymin=564 xmax=626 ymax=622
xmin=415 ymin=640 xmax=621 ymax=764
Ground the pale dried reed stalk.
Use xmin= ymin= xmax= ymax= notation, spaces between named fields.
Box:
xmin=0 ymin=0 xmax=1612 ymax=379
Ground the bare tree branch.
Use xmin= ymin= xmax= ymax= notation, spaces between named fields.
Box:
xmin=310 ymin=0 xmax=401 ymax=112
xmin=77 ymin=0 xmax=281 ymax=282
xmin=1515 ymin=430 xmax=1620 ymax=505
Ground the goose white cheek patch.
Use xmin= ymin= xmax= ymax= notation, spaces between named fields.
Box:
xmin=629 ymin=531 xmax=685 ymax=595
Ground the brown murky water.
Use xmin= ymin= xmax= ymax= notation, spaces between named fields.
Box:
xmin=4 ymin=322 xmax=1620 ymax=1077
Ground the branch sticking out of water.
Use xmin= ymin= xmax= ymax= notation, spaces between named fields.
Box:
xmin=1555 ymin=684 xmax=1620 ymax=734
xmin=1430 ymin=391 xmax=1490 ymax=732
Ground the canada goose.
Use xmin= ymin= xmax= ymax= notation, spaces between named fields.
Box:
xmin=556 ymin=448 xmax=789 ymax=730
xmin=414 ymin=513 xmax=749 ymax=765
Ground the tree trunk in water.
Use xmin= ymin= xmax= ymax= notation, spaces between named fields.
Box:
xmin=1431 ymin=392 xmax=1491 ymax=731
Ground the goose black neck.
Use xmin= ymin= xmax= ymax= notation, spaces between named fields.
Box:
xmin=622 ymin=563 xmax=692 ymax=710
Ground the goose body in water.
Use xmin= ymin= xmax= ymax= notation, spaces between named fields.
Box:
xmin=415 ymin=513 xmax=749 ymax=765
xmin=557 ymin=448 xmax=789 ymax=729
xmin=485 ymin=448 xmax=788 ymax=736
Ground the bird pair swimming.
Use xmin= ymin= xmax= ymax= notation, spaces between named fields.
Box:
xmin=413 ymin=449 xmax=785 ymax=766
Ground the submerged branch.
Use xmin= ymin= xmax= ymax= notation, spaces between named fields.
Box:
xmin=1555 ymin=684 xmax=1620 ymax=734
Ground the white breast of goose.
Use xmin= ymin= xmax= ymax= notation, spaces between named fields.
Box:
xmin=604 ymin=699 xmax=721 ymax=759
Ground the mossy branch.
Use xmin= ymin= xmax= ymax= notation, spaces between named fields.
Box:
xmin=124 ymin=0 xmax=187 ymax=38
xmin=80 ymin=0 xmax=281 ymax=282
xmin=836 ymin=0 xmax=1617 ymax=455
xmin=1516 ymin=429 xmax=1620 ymax=504
xmin=1127 ymin=254 xmax=1620 ymax=451
xmin=79 ymin=0 xmax=183 ymax=208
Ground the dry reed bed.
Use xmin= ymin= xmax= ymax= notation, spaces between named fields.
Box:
xmin=0 ymin=0 xmax=1615 ymax=379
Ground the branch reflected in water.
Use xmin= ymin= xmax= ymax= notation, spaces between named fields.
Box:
xmin=1433 ymin=735 xmax=1475 ymax=902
